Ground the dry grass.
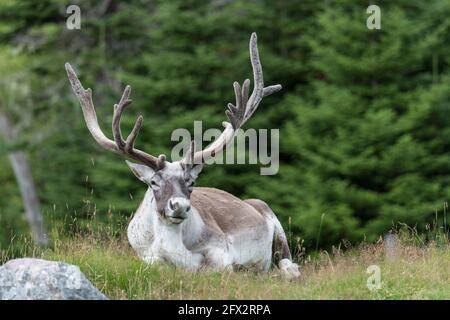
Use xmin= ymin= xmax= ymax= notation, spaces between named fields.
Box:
xmin=3 ymin=228 xmax=448 ymax=300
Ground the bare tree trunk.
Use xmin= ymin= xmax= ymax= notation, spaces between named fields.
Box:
xmin=0 ymin=111 xmax=48 ymax=245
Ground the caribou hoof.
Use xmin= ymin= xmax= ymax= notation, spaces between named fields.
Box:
xmin=143 ymin=256 xmax=163 ymax=265
xmin=279 ymin=258 xmax=301 ymax=281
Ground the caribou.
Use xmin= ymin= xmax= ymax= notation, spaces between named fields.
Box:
xmin=65 ymin=33 xmax=300 ymax=279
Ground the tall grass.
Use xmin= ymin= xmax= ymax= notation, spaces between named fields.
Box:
xmin=1 ymin=214 xmax=449 ymax=299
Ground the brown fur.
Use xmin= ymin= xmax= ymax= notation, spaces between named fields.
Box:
xmin=191 ymin=187 xmax=267 ymax=235
xmin=244 ymin=199 xmax=272 ymax=218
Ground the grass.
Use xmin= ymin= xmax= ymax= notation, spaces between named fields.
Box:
xmin=2 ymin=224 xmax=449 ymax=299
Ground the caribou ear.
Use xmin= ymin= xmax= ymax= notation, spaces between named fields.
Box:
xmin=126 ymin=160 xmax=155 ymax=183
xmin=189 ymin=163 xmax=203 ymax=180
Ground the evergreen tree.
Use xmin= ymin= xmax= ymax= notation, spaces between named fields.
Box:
xmin=1 ymin=0 xmax=449 ymax=250
xmin=249 ymin=0 xmax=450 ymax=247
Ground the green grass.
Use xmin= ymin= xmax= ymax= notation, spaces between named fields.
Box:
xmin=2 ymin=227 xmax=449 ymax=299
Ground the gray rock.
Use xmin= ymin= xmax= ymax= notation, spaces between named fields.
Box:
xmin=0 ymin=258 xmax=107 ymax=300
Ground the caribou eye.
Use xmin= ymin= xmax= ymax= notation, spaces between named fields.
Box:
xmin=150 ymin=180 xmax=160 ymax=189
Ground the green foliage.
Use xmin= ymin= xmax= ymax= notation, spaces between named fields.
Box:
xmin=1 ymin=0 xmax=450 ymax=250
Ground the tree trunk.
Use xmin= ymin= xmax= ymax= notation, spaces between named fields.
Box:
xmin=0 ymin=111 xmax=48 ymax=245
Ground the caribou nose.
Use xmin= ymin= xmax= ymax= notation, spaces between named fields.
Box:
xmin=168 ymin=197 xmax=191 ymax=216
xmin=168 ymin=199 xmax=176 ymax=211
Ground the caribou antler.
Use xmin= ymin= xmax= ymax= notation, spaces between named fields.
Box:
xmin=190 ymin=33 xmax=282 ymax=164
xmin=65 ymin=63 xmax=165 ymax=170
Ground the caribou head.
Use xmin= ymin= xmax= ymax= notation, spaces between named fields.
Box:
xmin=125 ymin=155 xmax=202 ymax=225
xmin=65 ymin=33 xmax=300 ymax=279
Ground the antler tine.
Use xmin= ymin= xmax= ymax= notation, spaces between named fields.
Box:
xmin=263 ymin=85 xmax=282 ymax=97
xmin=226 ymin=81 xmax=246 ymax=129
xmin=124 ymin=115 xmax=143 ymax=153
xmin=192 ymin=33 xmax=282 ymax=164
xmin=112 ymin=85 xmax=132 ymax=148
xmin=226 ymin=33 xmax=282 ymax=130
xmin=65 ymin=63 xmax=118 ymax=152
xmin=243 ymin=32 xmax=282 ymax=124
xmin=65 ymin=63 xmax=165 ymax=170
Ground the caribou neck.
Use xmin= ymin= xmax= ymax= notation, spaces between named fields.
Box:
xmin=146 ymin=189 xmax=204 ymax=250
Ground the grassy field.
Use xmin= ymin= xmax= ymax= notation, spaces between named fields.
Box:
xmin=2 ymin=225 xmax=449 ymax=300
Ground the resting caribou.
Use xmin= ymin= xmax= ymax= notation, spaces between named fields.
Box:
xmin=65 ymin=33 xmax=300 ymax=279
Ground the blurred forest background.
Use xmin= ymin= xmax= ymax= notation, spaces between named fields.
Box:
xmin=1 ymin=0 xmax=450 ymax=251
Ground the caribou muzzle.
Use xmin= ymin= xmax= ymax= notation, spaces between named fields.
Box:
xmin=165 ymin=197 xmax=191 ymax=224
